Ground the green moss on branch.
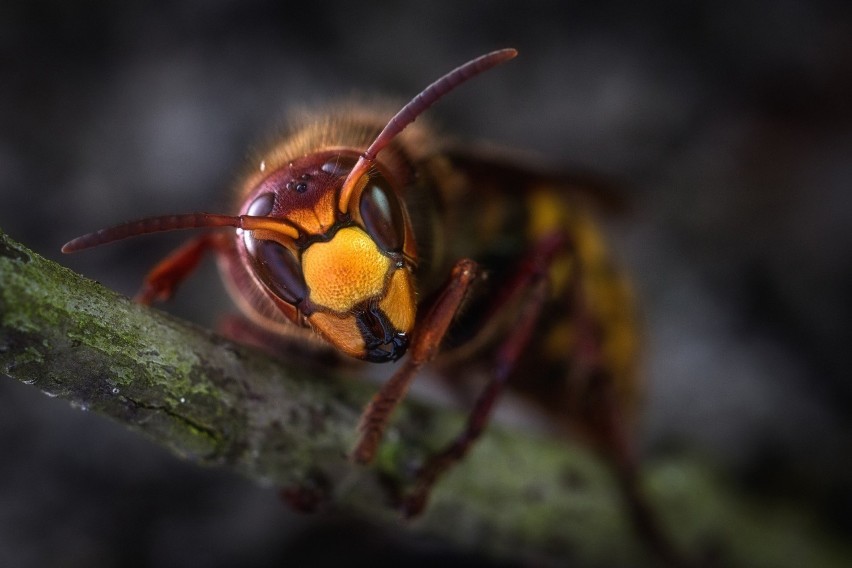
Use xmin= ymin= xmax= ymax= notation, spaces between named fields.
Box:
xmin=1 ymin=229 xmax=850 ymax=567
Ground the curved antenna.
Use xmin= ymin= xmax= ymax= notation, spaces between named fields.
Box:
xmin=337 ymin=48 xmax=518 ymax=213
xmin=62 ymin=213 xmax=299 ymax=253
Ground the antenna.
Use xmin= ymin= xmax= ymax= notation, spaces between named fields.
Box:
xmin=62 ymin=213 xmax=299 ymax=253
xmin=337 ymin=48 xmax=518 ymax=213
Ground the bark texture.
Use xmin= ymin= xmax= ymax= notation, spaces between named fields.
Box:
xmin=1 ymin=229 xmax=848 ymax=567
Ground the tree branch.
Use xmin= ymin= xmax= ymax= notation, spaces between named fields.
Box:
xmin=1 ymin=228 xmax=849 ymax=567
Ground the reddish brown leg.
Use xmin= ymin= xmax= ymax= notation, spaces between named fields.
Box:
xmin=403 ymin=278 xmax=550 ymax=517
xmin=352 ymin=258 xmax=479 ymax=465
xmin=401 ymin=234 xmax=564 ymax=517
xmin=135 ymin=233 xmax=230 ymax=304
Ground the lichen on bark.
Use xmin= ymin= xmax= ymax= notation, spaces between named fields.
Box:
xmin=2 ymin=228 xmax=850 ymax=567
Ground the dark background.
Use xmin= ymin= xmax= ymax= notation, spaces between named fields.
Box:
xmin=2 ymin=1 xmax=851 ymax=566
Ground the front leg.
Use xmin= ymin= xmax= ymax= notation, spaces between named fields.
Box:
xmin=135 ymin=233 xmax=231 ymax=304
xmin=402 ymin=234 xmax=564 ymax=516
xmin=352 ymin=258 xmax=479 ymax=465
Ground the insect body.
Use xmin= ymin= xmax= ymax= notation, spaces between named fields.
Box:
xmin=63 ymin=49 xmax=655 ymax=548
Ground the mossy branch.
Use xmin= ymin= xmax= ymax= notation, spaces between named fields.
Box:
xmin=1 ymin=228 xmax=849 ymax=567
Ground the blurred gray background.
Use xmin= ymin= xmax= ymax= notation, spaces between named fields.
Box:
xmin=2 ymin=1 xmax=851 ymax=566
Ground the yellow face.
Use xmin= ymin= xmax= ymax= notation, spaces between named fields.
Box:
xmin=240 ymin=152 xmax=418 ymax=363
xmin=302 ymin=226 xmax=415 ymax=361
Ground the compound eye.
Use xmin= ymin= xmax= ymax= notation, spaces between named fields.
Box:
xmin=248 ymin=239 xmax=307 ymax=305
xmin=247 ymin=192 xmax=275 ymax=216
xmin=321 ymin=154 xmax=357 ymax=177
xmin=359 ymin=178 xmax=405 ymax=253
